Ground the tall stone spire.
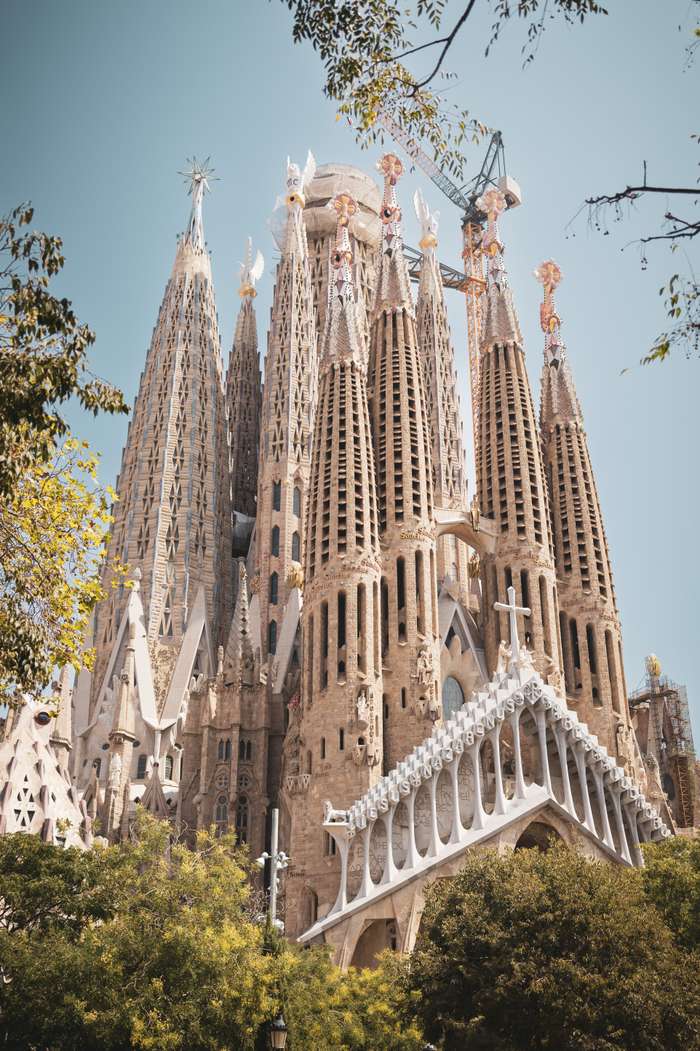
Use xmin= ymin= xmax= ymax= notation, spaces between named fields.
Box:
xmin=285 ymin=191 xmax=384 ymax=937
xmin=414 ymin=188 xmax=470 ymax=591
xmin=537 ymin=261 xmax=630 ymax=754
xmin=89 ymin=159 xmax=232 ymax=721
xmin=256 ymin=154 xmax=318 ymax=662
xmin=368 ymin=157 xmax=440 ymax=769
xmin=477 ymin=192 xmax=562 ymax=682
xmin=227 ymin=238 xmax=263 ymax=522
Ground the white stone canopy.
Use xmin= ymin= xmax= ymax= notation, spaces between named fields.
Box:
xmin=301 ymin=650 xmax=670 ymax=945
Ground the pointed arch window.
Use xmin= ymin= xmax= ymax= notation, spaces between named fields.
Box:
xmin=271 ymin=526 xmax=280 ymax=557
xmin=291 ymin=531 xmax=301 ymax=563
xmin=217 ymin=739 xmax=225 ymax=761
xmin=269 ymin=572 xmax=279 ymax=605
xmin=272 ymin=482 xmax=281 ymax=512
xmin=164 ymin=754 xmax=174 ymax=780
xmin=268 ymin=620 xmax=277 ymax=655
xmin=235 ymin=794 xmax=249 ymax=843
xmin=293 ymin=486 xmax=301 ymax=517
xmin=215 ymin=794 xmax=228 ymax=831
xmin=224 ymin=738 xmax=231 ymax=760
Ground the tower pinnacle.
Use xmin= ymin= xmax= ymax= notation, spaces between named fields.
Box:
xmin=478 ymin=188 xmax=522 ymax=349
xmin=179 ymin=157 xmax=216 ymax=252
xmin=535 ymin=261 xmax=583 ymax=424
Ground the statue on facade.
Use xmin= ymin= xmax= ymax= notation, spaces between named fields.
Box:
xmin=355 ymin=687 xmax=371 ymax=729
xmin=415 ymin=644 xmax=434 ymax=687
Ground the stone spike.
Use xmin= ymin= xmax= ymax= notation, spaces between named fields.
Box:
xmin=88 ymin=166 xmax=232 ymax=719
xmin=227 ymin=285 xmax=261 ymax=518
xmin=110 ymin=623 xmax=136 ymax=740
xmin=536 ymin=262 xmax=630 ymax=755
xmin=226 ymin=560 xmax=253 ymax=671
xmin=255 ymin=156 xmax=318 ymax=659
xmin=51 ymin=665 xmax=73 ymax=752
xmin=476 ymin=197 xmax=560 ymax=686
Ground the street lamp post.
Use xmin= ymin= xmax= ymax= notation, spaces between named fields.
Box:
xmin=268 ymin=1012 xmax=288 ymax=1049
xmin=255 ymin=807 xmax=289 ymax=932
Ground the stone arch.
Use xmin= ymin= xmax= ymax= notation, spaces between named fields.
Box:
xmin=457 ymin=750 xmax=475 ymax=829
xmin=392 ymin=801 xmax=409 ymax=870
xmin=350 ymin=918 xmax=398 ymax=969
xmin=515 ymin=820 xmax=563 ymax=852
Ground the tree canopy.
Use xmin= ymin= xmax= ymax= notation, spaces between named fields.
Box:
xmin=401 ymin=843 xmax=700 ymax=1051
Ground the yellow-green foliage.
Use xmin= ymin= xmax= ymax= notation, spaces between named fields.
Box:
xmin=0 ymin=436 xmax=122 ymax=701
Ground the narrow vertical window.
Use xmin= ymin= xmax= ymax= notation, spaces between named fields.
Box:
xmin=293 ymin=486 xmax=301 ymax=517
xmin=271 ymin=525 xmax=280 ymax=557
xmin=415 ymin=550 xmax=425 ymax=636
xmin=268 ymin=619 xmax=277 ymax=655
xmin=272 ymin=481 xmax=281 ymax=512
xmin=269 ymin=572 xmax=278 ymax=605
xmin=321 ymin=601 xmax=329 ymax=689
xmin=291 ymin=531 xmax=301 ymax=562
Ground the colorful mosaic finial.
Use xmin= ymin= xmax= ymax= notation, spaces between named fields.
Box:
xmin=377 ymin=153 xmax=404 ymax=255
xmin=534 ymin=260 xmax=563 ymax=362
xmin=328 ymin=192 xmax=357 ymax=300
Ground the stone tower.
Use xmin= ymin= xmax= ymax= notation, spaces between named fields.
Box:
xmin=75 ymin=162 xmax=232 ymax=805
xmin=476 ymin=191 xmax=561 ymax=682
xmin=285 ymin=192 xmax=384 ymax=937
xmin=413 ymin=188 xmax=470 ymax=596
xmin=227 ymin=238 xmax=263 ymax=525
xmin=367 ymin=156 xmax=441 ymax=770
xmin=537 ymin=261 xmax=631 ymax=757
xmin=256 ymin=157 xmax=318 ymax=666
xmin=303 ymin=163 xmax=381 ymax=347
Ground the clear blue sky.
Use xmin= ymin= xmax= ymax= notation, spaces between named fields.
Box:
xmin=2 ymin=1 xmax=698 ymax=731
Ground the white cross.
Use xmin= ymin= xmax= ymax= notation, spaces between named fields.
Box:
xmin=494 ymin=585 xmax=531 ymax=658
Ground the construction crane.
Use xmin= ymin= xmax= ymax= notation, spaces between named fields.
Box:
xmin=382 ymin=112 xmax=522 ymax=459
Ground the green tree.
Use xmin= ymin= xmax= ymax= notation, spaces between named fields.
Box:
xmin=642 ymin=836 xmax=700 ymax=953
xmin=0 ymin=205 xmax=126 ymax=497
xmin=402 ymin=844 xmax=700 ymax=1050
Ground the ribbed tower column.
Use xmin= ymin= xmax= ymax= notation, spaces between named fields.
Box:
xmin=477 ymin=192 xmax=561 ymax=680
xmin=256 ymin=157 xmax=318 ymax=659
xmin=414 ymin=189 xmax=470 ymax=594
xmin=90 ymin=163 xmax=232 ymax=714
xmin=537 ymin=261 xmax=631 ymax=754
xmin=286 ymin=193 xmax=383 ymax=937
xmin=368 ymin=157 xmax=440 ymax=770
xmin=227 ymin=239 xmax=263 ymax=524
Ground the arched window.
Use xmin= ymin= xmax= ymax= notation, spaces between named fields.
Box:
xmin=269 ymin=572 xmax=279 ymax=605
xmin=164 ymin=754 xmax=174 ymax=780
xmin=271 ymin=525 xmax=280 ymax=557
xmin=224 ymin=738 xmax=231 ymax=760
xmin=268 ymin=619 xmax=277 ymax=655
xmin=136 ymin=754 xmax=148 ymax=779
xmin=293 ymin=486 xmax=301 ymax=517
xmin=217 ymin=739 xmax=225 ymax=761
xmin=245 ymin=740 xmax=252 ymax=761
xmin=272 ymin=481 xmax=281 ymax=512
xmin=236 ymin=794 xmax=249 ymax=843
xmin=442 ymin=676 xmax=465 ymax=722
xmin=94 ymin=757 xmax=102 ymax=777
xmin=291 ymin=531 xmax=301 ymax=562
xmin=238 ymin=738 xmax=252 ymax=762
xmin=215 ymin=794 xmax=228 ymax=830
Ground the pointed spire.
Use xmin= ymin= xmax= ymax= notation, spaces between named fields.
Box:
xmin=319 ymin=192 xmax=365 ymax=366
xmin=478 ymin=188 xmax=522 ymax=349
xmin=139 ymin=764 xmax=170 ymax=820
xmin=110 ymin=623 xmax=136 ymax=741
xmin=279 ymin=151 xmax=316 ymax=259
xmin=535 ymin=261 xmax=583 ymax=424
xmin=179 ymin=157 xmax=215 ymax=253
xmin=373 ymin=154 xmax=414 ymax=315
xmin=414 ymin=189 xmax=466 ymax=513
xmin=51 ymin=665 xmax=73 ymax=753
xmin=228 ymin=239 xmax=263 ymax=518
xmin=225 ymin=560 xmax=253 ymax=679
xmin=238 ymin=238 xmax=264 ymax=299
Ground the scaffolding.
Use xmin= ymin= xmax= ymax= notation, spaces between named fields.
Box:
xmin=629 ymin=657 xmax=696 ymax=827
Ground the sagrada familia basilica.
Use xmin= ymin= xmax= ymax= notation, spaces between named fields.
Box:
xmin=1 ymin=151 xmax=697 ymax=966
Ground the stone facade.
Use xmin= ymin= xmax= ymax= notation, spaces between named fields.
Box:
xmin=60 ymin=156 xmax=689 ymax=949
